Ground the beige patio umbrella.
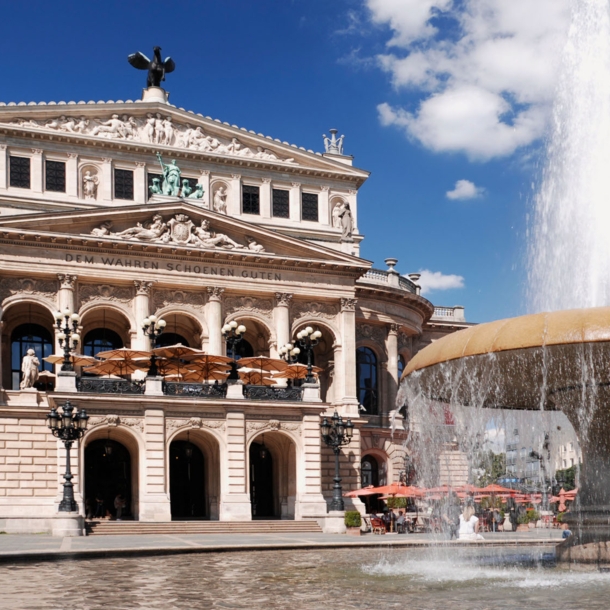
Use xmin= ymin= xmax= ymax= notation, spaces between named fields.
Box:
xmin=180 ymin=354 xmax=234 ymax=377
xmin=272 ymin=363 xmax=323 ymax=380
xmin=236 ymin=356 xmax=288 ymax=373
xmin=182 ymin=365 xmax=231 ymax=382
xmin=151 ymin=344 xmax=206 ymax=359
xmin=44 ymin=354 xmax=100 ymax=367
xmin=94 ymin=348 xmax=152 ymax=361
xmin=238 ymin=370 xmax=276 ymax=386
xmin=83 ymin=359 xmax=150 ymax=377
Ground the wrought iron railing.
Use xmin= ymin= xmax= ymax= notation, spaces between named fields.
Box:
xmin=162 ymin=382 xmax=227 ymax=399
xmin=77 ymin=377 xmax=145 ymax=395
xmin=243 ymin=385 xmax=303 ymax=401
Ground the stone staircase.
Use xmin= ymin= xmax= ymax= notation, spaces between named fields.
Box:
xmin=85 ymin=519 xmax=323 ymax=536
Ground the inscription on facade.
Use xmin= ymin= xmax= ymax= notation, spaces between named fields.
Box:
xmin=63 ymin=253 xmax=281 ymax=280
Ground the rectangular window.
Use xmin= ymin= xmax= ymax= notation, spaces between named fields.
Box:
xmin=242 ymin=184 xmax=260 ymax=215
xmin=45 ymin=160 xmax=66 ymax=192
xmin=302 ymin=192 xmax=319 ymax=222
xmin=9 ymin=156 xmax=30 ymax=189
xmin=114 ymin=168 xmax=134 ymax=200
xmin=272 ymin=188 xmax=289 ymax=218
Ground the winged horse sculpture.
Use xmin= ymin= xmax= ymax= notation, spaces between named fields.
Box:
xmin=128 ymin=46 xmax=176 ymax=88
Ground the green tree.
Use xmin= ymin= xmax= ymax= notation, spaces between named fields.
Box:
xmin=474 ymin=450 xmax=506 ymax=487
xmin=554 ymin=464 xmax=578 ymax=491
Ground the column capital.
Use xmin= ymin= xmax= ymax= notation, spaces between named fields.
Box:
xmin=57 ymin=274 xmax=77 ymax=290
xmin=31 ymin=148 xmax=43 ymax=155
xmin=388 ymin=323 xmax=400 ymax=335
xmin=231 ymin=174 xmax=241 ymax=180
xmin=340 ymin=297 xmax=357 ymax=312
xmin=320 ymin=186 xmax=330 ymax=192
xmin=66 ymin=152 xmax=78 ymax=159
xmin=291 ymin=182 xmax=301 ymax=188
xmin=274 ymin=292 xmax=293 ymax=307
xmin=207 ymin=286 xmax=225 ymax=302
xmin=101 ymin=157 xmax=113 ymax=164
xmin=262 ymin=177 xmax=272 ymax=184
xmin=200 ymin=169 xmax=210 ymax=176
xmin=134 ymin=280 xmax=153 ymax=296
xmin=135 ymin=161 xmax=146 ymax=167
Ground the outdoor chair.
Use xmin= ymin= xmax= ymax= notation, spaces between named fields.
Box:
xmin=371 ymin=517 xmax=386 ymax=535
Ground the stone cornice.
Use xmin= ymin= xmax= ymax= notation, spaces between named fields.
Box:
xmin=355 ymin=284 xmax=434 ymax=323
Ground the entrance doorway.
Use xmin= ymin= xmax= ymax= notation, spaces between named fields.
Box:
xmin=361 ymin=455 xmax=382 ymax=513
xmin=85 ymin=439 xmax=132 ymax=519
xmin=170 ymin=440 xmax=206 ymax=519
xmin=249 ymin=440 xmax=275 ymax=518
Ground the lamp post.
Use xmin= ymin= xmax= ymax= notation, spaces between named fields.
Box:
xmin=296 ymin=326 xmax=322 ymax=383
xmin=222 ymin=321 xmax=246 ymax=380
xmin=53 ymin=308 xmax=81 ymax=372
xmin=278 ymin=343 xmax=300 ymax=363
xmin=320 ymin=410 xmax=354 ymax=511
xmin=46 ymin=400 xmax=89 ymax=512
xmin=142 ymin=315 xmax=166 ymax=376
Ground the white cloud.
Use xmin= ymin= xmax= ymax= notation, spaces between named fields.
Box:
xmin=366 ymin=0 xmax=571 ymax=159
xmin=446 ymin=179 xmax=484 ymax=200
xmin=415 ymin=269 xmax=465 ymax=294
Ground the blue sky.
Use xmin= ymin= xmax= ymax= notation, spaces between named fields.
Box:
xmin=1 ymin=0 xmax=571 ymax=323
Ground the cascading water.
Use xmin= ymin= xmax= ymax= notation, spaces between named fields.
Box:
xmin=528 ymin=0 xmax=610 ymax=312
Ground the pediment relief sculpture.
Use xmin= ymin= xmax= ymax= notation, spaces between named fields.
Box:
xmin=89 ymin=214 xmax=270 ymax=253
xmin=6 ymin=113 xmax=298 ymax=164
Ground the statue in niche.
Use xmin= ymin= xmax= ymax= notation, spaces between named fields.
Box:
xmin=213 ymin=187 xmax=227 ymax=214
xmin=83 ymin=170 xmax=99 ymax=200
xmin=149 ymin=177 xmax=162 ymax=196
xmin=91 ymin=220 xmax=113 ymax=237
xmin=180 ymin=179 xmax=192 ymax=198
xmin=20 ymin=349 xmax=40 ymax=389
xmin=188 ymin=184 xmax=204 ymax=200
xmin=156 ymin=153 xmax=181 ymax=196
xmin=193 ymin=219 xmax=240 ymax=249
xmin=332 ymin=202 xmax=343 ymax=229
xmin=127 ymin=46 xmax=176 ymax=88
xmin=339 ymin=202 xmax=354 ymax=241
xmin=116 ymin=214 xmax=167 ymax=241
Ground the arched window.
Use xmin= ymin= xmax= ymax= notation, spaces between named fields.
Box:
xmin=155 ymin=332 xmax=189 ymax=348
xmin=11 ymin=323 xmax=54 ymax=390
xmin=361 ymin=455 xmax=379 ymax=487
xmin=82 ymin=328 xmax=123 ymax=358
xmin=357 ymin=346 xmax=378 ymax=415
xmin=398 ymin=355 xmax=405 ymax=379
xmin=228 ymin=339 xmax=254 ymax=360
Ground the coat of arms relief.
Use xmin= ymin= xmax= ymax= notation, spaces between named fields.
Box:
xmin=89 ymin=214 xmax=268 ymax=253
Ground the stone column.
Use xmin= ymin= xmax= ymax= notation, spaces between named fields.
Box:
xmin=295 ymin=415 xmax=329 ymax=519
xmin=274 ymin=293 xmax=292 ymax=353
xmin=347 ymin=189 xmax=358 ymax=234
xmin=332 ymin=345 xmax=344 ymax=407
xmin=386 ymin=324 xmax=399 ymax=416
xmin=338 ymin=297 xmax=359 ymax=416
xmin=219 ymin=411 xmax=252 ymax=520
xmin=0 ymin=145 xmax=7 ymax=189
xmin=134 ymin=161 xmax=146 ymax=204
xmin=230 ymin=174 xmax=241 ymax=217
xmin=31 ymin=149 xmax=43 ymax=193
xmin=101 ymin=157 xmax=113 ymax=201
xmin=319 ymin=186 xmax=330 ymax=226
xmin=260 ymin=178 xmax=272 ymax=219
xmin=199 ymin=170 xmax=211 ymax=208
xmin=290 ymin=182 xmax=301 ymax=221
xmin=206 ymin=287 xmax=225 ymax=356
xmin=133 ymin=281 xmax=153 ymax=351
xmin=66 ymin=153 xmax=78 ymax=198
xmin=0 ymin=320 xmax=4 ymax=391
xmin=139 ymin=408 xmax=171 ymax=521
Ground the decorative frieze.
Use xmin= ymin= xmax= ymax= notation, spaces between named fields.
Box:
xmin=153 ymin=289 xmax=205 ymax=310
xmin=246 ymin=419 xmax=301 ymax=440
xmin=166 ymin=417 xmax=226 ymax=435
xmin=78 ymin=283 xmax=134 ymax=305
xmin=224 ymin=295 xmax=273 ymax=316
xmin=291 ymin=300 xmax=338 ymax=320
xmin=88 ymin=414 xmax=144 ymax=433
xmin=398 ymin=331 xmax=412 ymax=351
xmin=0 ymin=277 xmax=58 ymax=304
xmin=357 ymin=323 xmax=386 ymax=345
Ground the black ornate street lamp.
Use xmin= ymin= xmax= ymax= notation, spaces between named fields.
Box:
xmin=320 ymin=410 xmax=354 ymax=511
xmin=46 ymin=401 xmax=89 ymax=512
xmin=142 ymin=314 xmax=166 ymax=376
xmin=278 ymin=343 xmax=300 ymax=363
xmin=296 ymin=326 xmax=322 ymax=383
xmin=53 ymin=308 xmax=81 ymax=372
xmin=222 ymin=321 xmax=247 ymax=380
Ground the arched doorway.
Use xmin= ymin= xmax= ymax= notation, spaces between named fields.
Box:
xmin=156 ymin=332 xmax=189 ymax=348
xmin=169 ymin=439 xmax=206 ymax=519
xmin=250 ymin=439 xmax=274 ymax=518
xmin=85 ymin=438 xmax=133 ymax=520
xmin=82 ymin=328 xmax=123 ymax=359
xmin=361 ymin=455 xmax=382 ymax=513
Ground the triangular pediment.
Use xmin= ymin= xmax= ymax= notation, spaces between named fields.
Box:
xmin=0 ymin=101 xmax=369 ymax=182
xmin=0 ymin=201 xmax=371 ymax=272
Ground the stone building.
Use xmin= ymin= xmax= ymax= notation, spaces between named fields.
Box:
xmin=0 ymin=84 xmax=468 ymax=534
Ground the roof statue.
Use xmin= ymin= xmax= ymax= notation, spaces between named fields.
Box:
xmin=128 ymin=46 xmax=176 ymax=88
xmin=323 ymin=128 xmax=345 ymax=155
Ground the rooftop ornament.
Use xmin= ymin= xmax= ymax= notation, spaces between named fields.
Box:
xmin=128 ymin=46 xmax=175 ymax=88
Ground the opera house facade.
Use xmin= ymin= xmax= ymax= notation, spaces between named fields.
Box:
xmin=0 ymin=84 xmax=468 ymax=534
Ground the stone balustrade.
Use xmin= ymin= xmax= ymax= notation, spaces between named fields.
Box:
xmin=431 ymin=306 xmax=466 ymax=321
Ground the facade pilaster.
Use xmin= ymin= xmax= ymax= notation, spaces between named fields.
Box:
xmin=134 ymin=161 xmax=146 ymax=204
xmin=66 ymin=153 xmax=78 ymax=197
xmin=289 ymin=182 xmax=301 ymax=221
xmin=206 ymin=287 xmax=224 ymax=355
xmin=31 ymin=149 xmax=43 ymax=193
xmin=319 ymin=186 xmax=330 ymax=226
xmin=199 ymin=170 xmax=211 ymax=208
xmin=139 ymin=409 xmax=171 ymax=521
xmin=339 ymin=297 xmax=358 ymax=415
xmin=230 ymin=174 xmax=241 ymax=217
xmin=101 ymin=158 xmax=113 ymax=201
xmin=386 ymin=324 xmax=399 ymax=416
xmin=0 ymin=320 xmax=4 ymax=391
xmin=0 ymin=145 xmax=6 ymax=189
xmin=273 ymin=293 xmax=292 ymax=355
xmin=219 ymin=411 xmax=251 ymax=520
xmin=133 ymin=281 xmax=153 ymax=351
xmin=260 ymin=178 xmax=272 ymax=219
xmin=347 ymin=189 xmax=358 ymax=234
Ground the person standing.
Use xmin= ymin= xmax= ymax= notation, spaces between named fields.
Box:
xmin=114 ymin=494 xmax=126 ymax=521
